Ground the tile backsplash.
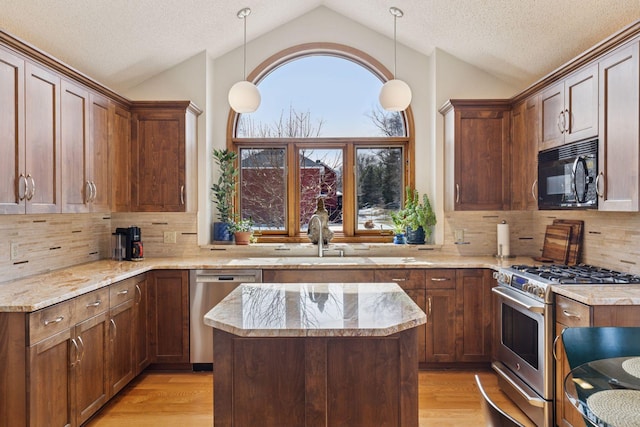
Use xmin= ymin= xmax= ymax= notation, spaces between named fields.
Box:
xmin=1 ymin=209 xmax=639 ymax=283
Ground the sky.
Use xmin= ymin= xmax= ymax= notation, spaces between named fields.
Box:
xmin=243 ymin=55 xmax=386 ymax=137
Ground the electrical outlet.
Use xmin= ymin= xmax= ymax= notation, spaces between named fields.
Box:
xmin=10 ymin=242 xmax=19 ymax=260
xmin=163 ymin=231 xmax=177 ymax=244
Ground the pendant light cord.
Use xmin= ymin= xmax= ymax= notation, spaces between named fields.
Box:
xmin=393 ymin=13 xmax=397 ymax=78
xmin=243 ymin=12 xmax=247 ymax=80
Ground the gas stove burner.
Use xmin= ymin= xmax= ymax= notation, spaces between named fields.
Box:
xmin=509 ymin=263 xmax=640 ymax=285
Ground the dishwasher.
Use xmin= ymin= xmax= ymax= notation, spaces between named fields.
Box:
xmin=189 ymin=269 xmax=262 ymax=369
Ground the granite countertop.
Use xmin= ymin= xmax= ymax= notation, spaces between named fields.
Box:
xmin=2 ymin=254 xmax=639 ymax=312
xmin=203 ymin=282 xmax=427 ymax=337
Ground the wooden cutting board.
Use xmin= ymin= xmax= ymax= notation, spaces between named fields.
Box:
xmin=534 ymin=224 xmax=572 ymax=263
xmin=553 ymin=219 xmax=584 ymax=266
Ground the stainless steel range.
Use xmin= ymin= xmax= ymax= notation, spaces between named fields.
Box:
xmin=492 ymin=264 xmax=640 ymax=427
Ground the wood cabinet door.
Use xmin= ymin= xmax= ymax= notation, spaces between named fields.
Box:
xmin=89 ymin=92 xmax=111 ymax=212
xmin=0 ymin=47 xmax=25 ymax=214
xmin=134 ymin=275 xmax=150 ymax=374
xmin=510 ymin=96 xmax=539 ymax=210
xmin=554 ymin=322 xmax=588 ymax=427
xmin=564 ymin=64 xmax=599 ymax=144
xmin=453 ymin=103 xmax=510 ymax=210
xmin=131 ymin=110 xmax=186 ymax=212
xmin=148 ymin=270 xmax=190 ymax=363
xmin=73 ymin=312 xmax=109 ymax=426
xmin=24 ymin=61 xmax=61 ymax=213
xmin=598 ymin=41 xmax=639 ymax=211
xmin=540 ymin=81 xmax=565 ymax=150
xmin=110 ymin=104 xmax=131 ymax=212
xmin=108 ymin=299 xmax=135 ymax=397
xmin=61 ymin=79 xmax=90 ymax=213
xmin=425 ymin=288 xmax=456 ymax=363
xmin=455 ymin=269 xmax=493 ymax=362
xmin=28 ymin=328 xmax=73 ymax=427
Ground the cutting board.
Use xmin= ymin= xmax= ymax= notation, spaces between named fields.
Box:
xmin=534 ymin=224 xmax=572 ymax=263
xmin=553 ymin=219 xmax=584 ymax=266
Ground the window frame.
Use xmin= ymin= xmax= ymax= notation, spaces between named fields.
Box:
xmin=226 ymin=43 xmax=416 ymax=243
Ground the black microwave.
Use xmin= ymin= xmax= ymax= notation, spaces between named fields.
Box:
xmin=538 ymin=139 xmax=598 ymax=209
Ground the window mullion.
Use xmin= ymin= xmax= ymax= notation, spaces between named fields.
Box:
xmin=287 ymin=142 xmax=298 ymax=237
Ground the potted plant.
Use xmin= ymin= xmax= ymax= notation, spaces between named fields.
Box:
xmin=211 ymin=148 xmax=238 ymax=242
xmin=229 ymin=216 xmax=254 ymax=245
xmin=390 ymin=210 xmax=407 ymax=244
xmin=397 ymin=186 xmax=437 ymax=244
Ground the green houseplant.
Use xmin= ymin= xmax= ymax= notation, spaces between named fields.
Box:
xmin=396 ymin=186 xmax=436 ymax=244
xmin=228 ymin=216 xmax=254 ymax=245
xmin=211 ymin=148 xmax=238 ymax=242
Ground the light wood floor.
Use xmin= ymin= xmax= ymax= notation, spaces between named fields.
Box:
xmin=86 ymin=370 xmax=536 ymax=426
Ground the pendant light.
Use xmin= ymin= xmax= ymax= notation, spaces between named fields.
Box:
xmin=379 ymin=6 xmax=412 ymax=111
xmin=228 ymin=7 xmax=261 ymax=113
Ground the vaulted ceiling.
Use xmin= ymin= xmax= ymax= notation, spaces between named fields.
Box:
xmin=1 ymin=1 xmax=638 ymax=93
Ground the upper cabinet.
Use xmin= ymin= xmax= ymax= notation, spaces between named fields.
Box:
xmin=440 ymin=100 xmax=511 ymax=211
xmin=539 ymin=64 xmax=599 ymax=151
xmin=110 ymin=104 xmax=132 ymax=212
xmin=130 ymin=101 xmax=201 ymax=212
xmin=510 ymin=95 xmax=539 ymax=210
xmin=597 ymin=40 xmax=639 ymax=211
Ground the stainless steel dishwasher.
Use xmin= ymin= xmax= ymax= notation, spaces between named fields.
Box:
xmin=189 ymin=269 xmax=262 ymax=368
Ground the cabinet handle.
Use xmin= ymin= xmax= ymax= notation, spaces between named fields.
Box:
xmin=85 ymin=181 xmax=92 ymax=204
xmin=557 ymin=111 xmax=564 ymax=133
xmin=18 ymin=173 xmax=27 ymax=201
xmin=180 ymin=185 xmax=185 ymax=205
xmin=562 ymin=309 xmax=581 ymax=319
xmin=135 ymin=284 xmax=142 ymax=304
xmin=110 ymin=318 xmax=117 ymax=339
xmin=430 ymin=277 xmax=451 ymax=282
xmin=595 ymin=172 xmax=603 ymax=198
xmin=564 ymin=109 xmax=570 ymax=132
xmin=455 ymin=184 xmax=460 ymax=204
xmin=531 ymin=179 xmax=538 ymax=201
xmin=86 ymin=300 xmax=102 ymax=307
xmin=427 ymin=296 xmax=432 ymax=319
xmin=71 ymin=338 xmax=80 ymax=367
xmin=117 ymin=289 xmax=128 ymax=295
xmin=391 ymin=278 xmax=406 ymax=282
xmin=44 ymin=315 xmax=64 ymax=326
xmin=77 ymin=335 xmax=85 ymax=363
xmin=553 ymin=333 xmax=562 ymax=361
xmin=90 ymin=181 xmax=97 ymax=202
xmin=26 ymin=174 xmax=35 ymax=200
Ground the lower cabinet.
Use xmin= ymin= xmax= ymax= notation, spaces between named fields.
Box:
xmin=425 ymin=269 xmax=494 ymax=366
xmin=134 ymin=275 xmax=150 ymax=374
xmin=554 ymin=294 xmax=640 ymax=427
xmin=148 ymin=270 xmax=190 ymax=364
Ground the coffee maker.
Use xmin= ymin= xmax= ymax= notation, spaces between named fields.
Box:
xmin=114 ymin=226 xmax=144 ymax=261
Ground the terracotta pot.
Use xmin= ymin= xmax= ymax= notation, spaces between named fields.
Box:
xmin=234 ymin=231 xmax=252 ymax=245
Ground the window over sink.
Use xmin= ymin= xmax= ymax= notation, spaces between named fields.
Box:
xmin=228 ymin=43 xmax=416 ymax=242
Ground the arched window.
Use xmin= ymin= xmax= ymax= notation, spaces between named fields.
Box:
xmin=228 ymin=43 xmax=415 ymax=242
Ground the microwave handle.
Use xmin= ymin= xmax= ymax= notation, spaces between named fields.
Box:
xmin=571 ymin=155 xmax=589 ymax=203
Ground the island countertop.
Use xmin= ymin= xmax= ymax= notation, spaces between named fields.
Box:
xmin=204 ymin=282 xmax=427 ymax=337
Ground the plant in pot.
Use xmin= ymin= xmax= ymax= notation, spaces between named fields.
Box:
xmin=390 ymin=210 xmax=407 ymax=244
xmin=229 ymin=216 xmax=254 ymax=245
xmin=398 ymin=186 xmax=437 ymax=244
xmin=211 ymin=148 xmax=238 ymax=242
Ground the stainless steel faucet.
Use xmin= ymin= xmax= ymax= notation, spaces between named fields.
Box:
xmin=309 ymin=214 xmax=324 ymax=257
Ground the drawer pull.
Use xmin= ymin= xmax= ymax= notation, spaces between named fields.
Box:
xmin=86 ymin=300 xmax=102 ymax=307
xmin=44 ymin=316 xmax=64 ymax=326
xmin=430 ymin=277 xmax=450 ymax=282
xmin=117 ymin=289 xmax=128 ymax=295
xmin=562 ymin=310 xmax=581 ymax=319
xmin=391 ymin=278 xmax=406 ymax=282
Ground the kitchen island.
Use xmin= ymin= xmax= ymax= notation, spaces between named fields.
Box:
xmin=204 ymin=282 xmax=426 ymax=427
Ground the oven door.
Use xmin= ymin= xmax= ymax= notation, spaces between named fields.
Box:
xmin=492 ymin=286 xmax=550 ymax=399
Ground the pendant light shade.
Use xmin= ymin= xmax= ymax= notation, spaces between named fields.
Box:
xmin=228 ymin=80 xmax=261 ymax=113
xmin=380 ymin=7 xmax=412 ymax=111
xmin=228 ymin=7 xmax=260 ymax=113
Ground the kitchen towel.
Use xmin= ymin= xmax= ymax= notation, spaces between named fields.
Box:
xmin=497 ymin=221 xmax=510 ymax=257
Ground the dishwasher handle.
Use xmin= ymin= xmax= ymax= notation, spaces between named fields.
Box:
xmin=194 ymin=274 xmax=261 ymax=283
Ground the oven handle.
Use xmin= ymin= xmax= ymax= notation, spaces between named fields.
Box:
xmin=491 ymin=287 xmax=545 ymax=315
xmin=492 ymin=361 xmax=546 ymax=408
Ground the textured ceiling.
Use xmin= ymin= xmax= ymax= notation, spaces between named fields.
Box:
xmin=0 ymin=0 xmax=638 ymax=93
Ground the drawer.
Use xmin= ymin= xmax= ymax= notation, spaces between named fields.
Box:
xmin=28 ymin=299 xmax=75 ymax=345
xmin=75 ymin=287 xmax=109 ymax=322
xmin=425 ymin=269 xmax=456 ymax=289
xmin=374 ymin=269 xmax=425 ymax=290
xmin=556 ymin=295 xmax=591 ymax=326
xmin=110 ymin=277 xmax=136 ymax=307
